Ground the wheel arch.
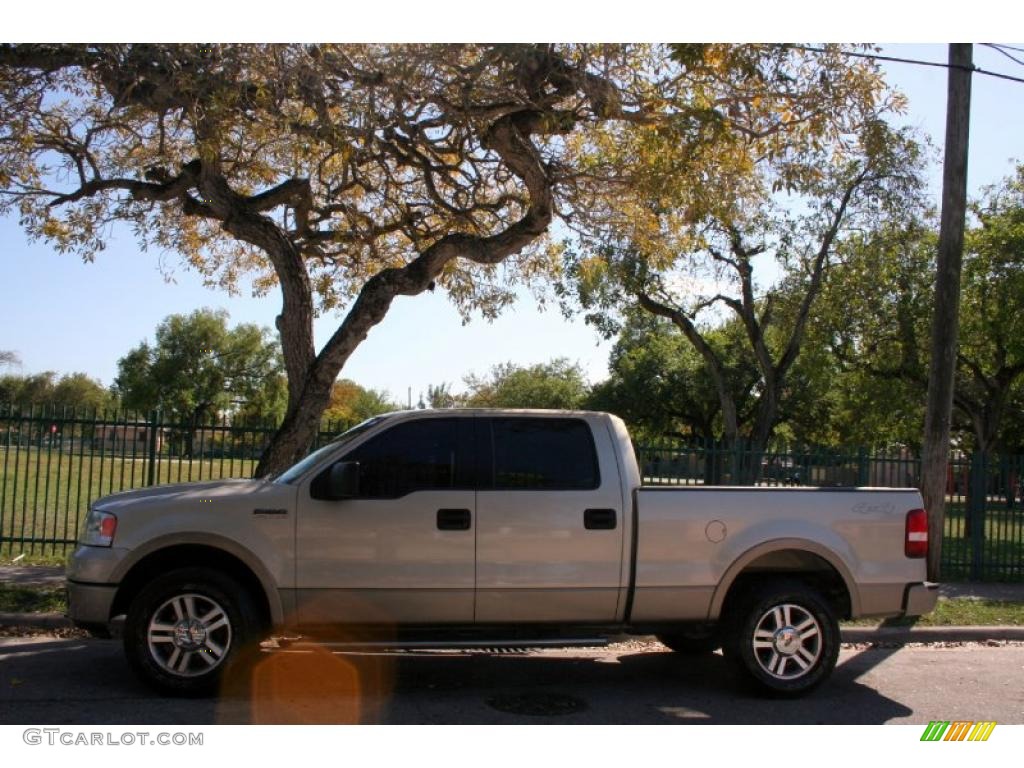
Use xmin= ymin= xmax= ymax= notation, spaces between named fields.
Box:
xmin=109 ymin=535 xmax=283 ymax=629
xmin=709 ymin=538 xmax=860 ymax=622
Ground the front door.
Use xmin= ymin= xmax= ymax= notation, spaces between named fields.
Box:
xmin=295 ymin=416 xmax=476 ymax=627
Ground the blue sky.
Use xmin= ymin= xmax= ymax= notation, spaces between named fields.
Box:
xmin=1 ymin=44 xmax=1022 ymax=406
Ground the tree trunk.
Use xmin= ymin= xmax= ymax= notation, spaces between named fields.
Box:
xmin=247 ymin=104 xmax=556 ymax=476
xmin=734 ymin=394 xmax=778 ymax=486
xmin=920 ymin=43 xmax=972 ymax=582
xmin=704 ymin=438 xmax=728 ymax=485
xmin=254 ymin=392 xmax=332 ymax=477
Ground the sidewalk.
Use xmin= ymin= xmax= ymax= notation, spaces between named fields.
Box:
xmin=0 ymin=565 xmax=66 ymax=589
xmin=2 ymin=565 xmax=1024 ymax=641
xmin=937 ymin=582 xmax=1024 ymax=602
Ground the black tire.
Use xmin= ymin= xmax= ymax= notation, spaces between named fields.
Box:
xmin=657 ymin=629 xmax=720 ymax=655
xmin=722 ymin=578 xmax=839 ymax=698
xmin=123 ymin=567 xmax=263 ymax=697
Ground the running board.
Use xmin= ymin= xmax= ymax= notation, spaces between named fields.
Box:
xmin=284 ymin=637 xmax=611 ymax=651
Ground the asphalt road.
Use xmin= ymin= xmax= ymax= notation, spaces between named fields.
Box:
xmin=1 ymin=636 xmax=1022 ymax=725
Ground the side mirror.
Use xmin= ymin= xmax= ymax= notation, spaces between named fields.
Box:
xmin=328 ymin=461 xmax=360 ymax=499
xmin=312 ymin=461 xmax=360 ymax=501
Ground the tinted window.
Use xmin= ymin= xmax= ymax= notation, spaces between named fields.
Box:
xmin=342 ymin=418 xmax=470 ymax=498
xmin=488 ymin=418 xmax=600 ymax=490
xmin=275 ymin=416 xmax=388 ymax=484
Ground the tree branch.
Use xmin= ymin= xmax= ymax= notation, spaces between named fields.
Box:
xmin=0 ymin=44 xmax=95 ymax=72
xmin=637 ymin=290 xmax=741 ymax=441
xmin=776 ymin=168 xmax=870 ymax=378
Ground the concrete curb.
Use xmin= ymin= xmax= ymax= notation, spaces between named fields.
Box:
xmin=0 ymin=612 xmax=72 ymax=630
xmin=840 ymin=625 xmax=1024 ymax=643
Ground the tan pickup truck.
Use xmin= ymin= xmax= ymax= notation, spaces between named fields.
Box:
xmin=67 ymin=409 xmax=937 ymax=697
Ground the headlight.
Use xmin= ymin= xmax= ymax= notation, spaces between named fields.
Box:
xmin=80 ymin=508 xmax=118 ymax=547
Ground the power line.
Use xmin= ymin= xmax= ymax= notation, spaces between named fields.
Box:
xmin=987 ymin=43 xmax=1024 ymax=55
xmin=982 ymin=43 xmax=1024 ymax=68
xmin=790 ymin=45 xmax=1024 ymax=86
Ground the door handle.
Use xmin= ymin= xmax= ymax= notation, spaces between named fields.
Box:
xmin=437 ymin=508 xmax=472 ymax=531
xmin=584 ymin=508 xmax=617 ymax=530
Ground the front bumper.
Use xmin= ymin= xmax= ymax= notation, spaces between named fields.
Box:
xmin=66 ymin=581 xmax=118 ymax=628
xmin=66 ymin=544 xmax=129 ymax=583
xmin=65 ymin=544 xmax=129 ymax=631
xmin=903 ymin=581 xmax=940 ymax=616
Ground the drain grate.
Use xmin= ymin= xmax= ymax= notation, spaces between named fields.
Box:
xmin=486 ymin=691 xmax=588 ymax=717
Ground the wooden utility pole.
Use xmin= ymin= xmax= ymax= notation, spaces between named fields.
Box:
xmin=920 ymin=43 xmax=973 ymax=581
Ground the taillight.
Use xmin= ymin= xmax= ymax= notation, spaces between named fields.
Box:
xmin=905 ymin=508 xmax=928 ymax=558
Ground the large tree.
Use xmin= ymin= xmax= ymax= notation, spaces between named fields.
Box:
xmin=0 ymin=44 xmax=901 ymax=474
xmin=957 ymin=167 xmax=1024 ymax=453
xmin=588 ymin=312 xmax=754 ymax=443
xmin=114 ymin=308 xmax=285 ymax=424
xmin=0 ymin=370 xmax=113 ymax=411
xmin=561 ymin=112 xmax=923 ymax=481
xmin=464 ymin=358 xmax=589 ymax=410
xmin=321 ymin=379 xmax=398 ymax=425
xmin=826 ymin=164 xmax=1024 ymax=455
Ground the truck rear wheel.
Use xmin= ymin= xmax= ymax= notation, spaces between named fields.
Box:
xmin=723 ymin=579 xmax=839 ymax=697
xmin=123 ymin=567 xmax=262 ymax=697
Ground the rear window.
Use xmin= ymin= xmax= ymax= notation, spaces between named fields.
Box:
xmin=487 ymin=418 xmax=600 ymax=490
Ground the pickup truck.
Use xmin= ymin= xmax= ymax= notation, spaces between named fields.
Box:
xmin=67 ymin=409 xmax=938 ymax=698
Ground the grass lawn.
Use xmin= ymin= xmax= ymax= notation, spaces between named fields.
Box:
xmin=844 ymin=598 xmax=1024 ymax=627
xmin=0 ymin=553 xmax=67 ymax=567
xmin=939 ymin=501 xmax=1024 ymax=581
xmin=0 ymin=583 xmax=66 ymax=613
xmin=0 ymin=448 xmax=256 ymax=556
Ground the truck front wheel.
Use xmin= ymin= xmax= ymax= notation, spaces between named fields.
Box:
xmin=723 ymin=579 xmax=839 ymax=697
xmin=123 ymin=567 xmax=261 ymax=696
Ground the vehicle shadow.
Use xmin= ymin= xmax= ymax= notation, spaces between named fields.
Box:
xmin=355 ymin=646 xmax=913 ymax=725
xmin=214 ymin=642 xmax=914 ymax=724
xmin=0 ymin=638 xmax=913 ymax=725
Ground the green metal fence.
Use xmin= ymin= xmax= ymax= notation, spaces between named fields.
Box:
xmin=0 ymin=405 xmax=353 ymax=557
xmin=1 ymin=405 xmax=1021 ymax=582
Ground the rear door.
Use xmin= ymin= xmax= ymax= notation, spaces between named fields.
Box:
xmin=474 ymin=415 xmax=625 ymax=623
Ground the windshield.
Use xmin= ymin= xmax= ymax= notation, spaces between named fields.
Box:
xmin=270 ymin=415 xmax=389 ymax=484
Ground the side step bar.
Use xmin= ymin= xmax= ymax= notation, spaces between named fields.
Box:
xmin=283 ymin=637 xmax=611 ymax=651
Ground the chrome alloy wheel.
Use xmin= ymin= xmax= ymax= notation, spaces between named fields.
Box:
xmin=146 ymin=593 xmax=233 ymax=678
xmin=750 ymin=603 xmax=822 ymax=680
